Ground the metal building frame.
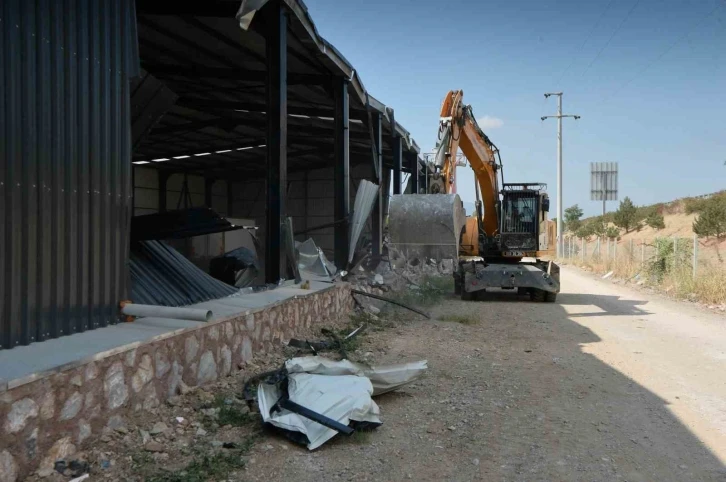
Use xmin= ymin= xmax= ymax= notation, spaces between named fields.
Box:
xmin=1 ymin=0 xmax=423 ymax=349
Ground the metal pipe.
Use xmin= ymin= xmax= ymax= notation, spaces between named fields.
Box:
xmin=121 ymin=303 xmax=212 ymax=322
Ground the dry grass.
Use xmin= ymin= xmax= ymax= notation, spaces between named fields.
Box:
xmin=660 ymin=265 xmax=726 ymax=305
xmin=562 ymin=250 xmax=726 ymax=305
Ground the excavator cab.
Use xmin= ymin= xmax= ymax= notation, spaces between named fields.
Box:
xmin=498 ymin=183 xmax=551 ymax=257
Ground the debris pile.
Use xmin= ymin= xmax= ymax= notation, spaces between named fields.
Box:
xmin=248 ymin=356 xmax=428 ymax=450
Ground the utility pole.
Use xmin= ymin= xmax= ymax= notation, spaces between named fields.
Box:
xmin=542 ymin=92 xmax=580 ymax=258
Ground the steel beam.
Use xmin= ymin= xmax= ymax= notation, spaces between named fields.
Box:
xmin=142 ymin=64 xmax=329 ymax=85
xmin=333 ymin=78 xmax=350 ymax=269
xmin=371 ymin=112 xmax=383 ymax=256
xmin=176 ymin=98 xmax=369 ymax=121
xmin=265 ymin=1 xmax=287 ymax=283
xmin=392 ymin=135 xmax=402 ymax=195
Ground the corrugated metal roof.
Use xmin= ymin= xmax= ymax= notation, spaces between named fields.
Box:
xmin=130 ymin=240 xmax=238 ymax=307
xmin=0 ymin=0 xmax=140 ymax=349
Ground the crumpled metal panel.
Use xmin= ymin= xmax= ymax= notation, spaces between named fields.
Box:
xmin=235 ymin=0 xmax=270 ymax=30
xmin=130 ymin=241 xmax=238 ymax=307
xmin=348 ymin=180 xmax=379 ymax=263
xmin=296 ymin=238 xmax=336 ymax=277
xmin=257 ymin=356 xmax=427 ymax=450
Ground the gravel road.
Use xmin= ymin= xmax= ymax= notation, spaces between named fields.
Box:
xmin=243 ymin=267 xmax=726 ymax=481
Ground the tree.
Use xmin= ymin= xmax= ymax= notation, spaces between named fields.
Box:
xmin=575 ymin=222 xmax=595 ymax=240
xmin=605 ymin=226 xmax=620 ymax=239
xmin=589 ymin=219 xmax=606 ymax=238
xmin=646 ymin=212 xmax=665 ymax=230
xmin=564 ymin=204 xmax=584 ymax=232
xmin=693 ymin=198 xmax=726 ymax=240
xmin=614 ymin=196 xmax=637 ymax=233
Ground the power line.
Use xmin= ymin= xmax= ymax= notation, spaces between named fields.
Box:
xmin=605 ymin=1 xmax=724 ymax=100
xmin=554 ymin=0 xmax=615 ymax=87
xmin=580 ymin=0 xmax=642 ymax=78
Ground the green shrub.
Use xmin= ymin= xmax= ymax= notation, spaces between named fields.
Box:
xmin=605 ymin=226 xmax=620 ymax=239
xmin=646 ymin=212 xmax=665 ymax=230
xmin=645 ymin=237 xmax=694 ymax=282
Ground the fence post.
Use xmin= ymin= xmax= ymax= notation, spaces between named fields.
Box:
xmin=582 ymin=237 xmax=585 ymax=261
xmin=641 ymin=239 xmax=645 ymax=265
xmin=614 ymin=239 xmax=617 ymax=259
xmin=673 ymin=236 xmax=678 ymax=269
xmin=630 ymin=238 xmax=634 ymax=260
xmin=693 ymin=234 xmax=698 ymax=279
xmin=597 ymin=237 xmax=601 ymax=259
xmin=607 ymin=238 xmax=611 ymax=260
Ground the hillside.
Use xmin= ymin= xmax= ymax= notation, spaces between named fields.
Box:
xmin=571 ymin=191 xmax=726 ymax=264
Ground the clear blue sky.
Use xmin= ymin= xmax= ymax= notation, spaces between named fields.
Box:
xmin=303 ymin=0 xmax=726 ymax=217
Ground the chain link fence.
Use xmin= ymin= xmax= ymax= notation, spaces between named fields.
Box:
xmin=557 ymin=235 xmax=726 ymax=304
xmin=560 ymin=235 xmax=722 ymax=278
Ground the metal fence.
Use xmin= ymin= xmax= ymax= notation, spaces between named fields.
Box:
xmin=559 ymin=235 xmax=714 ymax=279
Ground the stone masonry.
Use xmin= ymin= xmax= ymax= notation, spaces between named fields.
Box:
xmin=0 ymin=284 xmax=353 ymax=481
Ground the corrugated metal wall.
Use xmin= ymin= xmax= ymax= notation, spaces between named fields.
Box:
xmin=0 ymin=0 xmax=140 ymax=349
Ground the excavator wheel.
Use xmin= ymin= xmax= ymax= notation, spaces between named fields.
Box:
xmin=531 ymin=289 xmax=557 ymax=303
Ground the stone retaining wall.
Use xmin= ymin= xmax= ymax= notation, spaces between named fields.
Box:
xmin=0 ymin=284 xmax=353 ymax=481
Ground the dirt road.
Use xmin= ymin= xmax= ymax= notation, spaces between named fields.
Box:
xmin=243 ymin=267 xmax=726 ymax=481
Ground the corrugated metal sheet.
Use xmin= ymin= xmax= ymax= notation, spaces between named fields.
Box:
xmin=0 ymin=0 xmax=140 ymax=349
xmin=348 ymin=180 xmax=378 ymax=263
xmin=590 ymin=162 xmax=619 ymax=201
xmin=129 ymin=241 xmax=238 ymax=307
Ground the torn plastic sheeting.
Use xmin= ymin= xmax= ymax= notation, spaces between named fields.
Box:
xmin=258 ymin=373 xmax=381 ymax=450
xmin=349 ymin=180 xmax=379 ymax=263
xmin=285 ymin=356 xmax=429 ymax=397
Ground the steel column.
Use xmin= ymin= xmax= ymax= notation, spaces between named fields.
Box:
xmin=158 ymin=171 xmax=169 ymax=212
xmin=333 ymin=78 xmax=350 ymax=269
xmin=410 ymin=158 xmax=419 ymax=194
xmin=371 ymin=112 xmax=383 ymax=256
xmin=264 ymin=1 xmax=287 ymax=283
xmin=392 ymin=136 xmax=402 ymax=195
xmin=204 ymin=178 xmax=215 ymax=207
xmin=226 ymin=180 xmax=234 ymax=217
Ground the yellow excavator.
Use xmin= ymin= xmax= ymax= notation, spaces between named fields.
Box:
xmin=388 ymin=90 xmax=559 ymax=301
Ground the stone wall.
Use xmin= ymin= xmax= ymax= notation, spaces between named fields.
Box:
xmin=0 ymin=284 xmax=353 ymax=481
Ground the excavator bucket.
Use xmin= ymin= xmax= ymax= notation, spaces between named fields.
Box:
xmin=387 ymin=194 xmax=466 ymax=261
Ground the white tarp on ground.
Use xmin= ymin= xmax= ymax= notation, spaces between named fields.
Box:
xmin=285 ymin=356 xmax=429 ymax=396
xmin=258 ymin=356 xmax=428 ymax=450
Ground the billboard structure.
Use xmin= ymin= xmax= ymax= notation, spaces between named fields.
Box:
xmin=590 ymin=162 xmax=618 ymax=216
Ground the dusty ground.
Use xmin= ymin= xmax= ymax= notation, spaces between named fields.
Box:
xmin=35 ymin=267 xmax=726 ymax=481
